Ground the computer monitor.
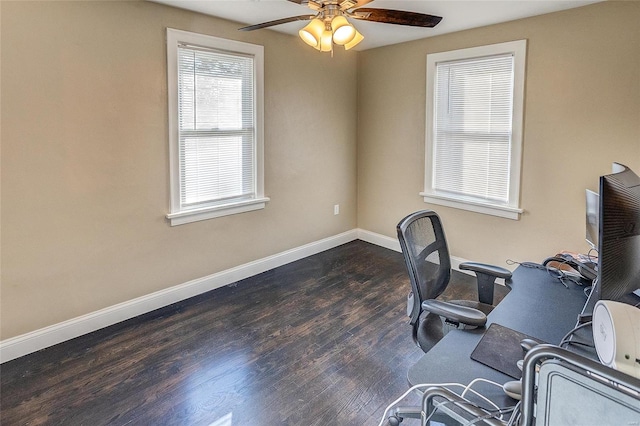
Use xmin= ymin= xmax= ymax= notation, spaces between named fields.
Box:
xmin=585 ymin=189 xmax=599 ymax=250
xmin=583 ymin=163 xmax=640 ymax=316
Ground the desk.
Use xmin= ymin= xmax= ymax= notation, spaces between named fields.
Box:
xmin=407 ymin=265 xmax=589 ymax=408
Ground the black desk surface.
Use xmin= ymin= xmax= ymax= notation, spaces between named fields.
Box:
xmin=407 ymin=265 xmax=589 ymax=407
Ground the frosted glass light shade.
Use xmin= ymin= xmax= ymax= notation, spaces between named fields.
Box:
xmin=320 ymin=30 xmax=333 ymax=52
xmin=344 ymin=29 xmax=364 ymax=50
xmin=331 ymin=16 xmax=356 ymax=45
xmin=299 ymin=18 xmax=325 ymax=49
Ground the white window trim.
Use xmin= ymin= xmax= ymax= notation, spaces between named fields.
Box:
xmin=166 ymin=28 xmax=268 ymax=226
xmin=422 ymin=40 xmax=527 ymax=220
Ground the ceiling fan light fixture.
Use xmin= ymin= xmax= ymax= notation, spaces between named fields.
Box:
xmin=344 ymin=29 xmax=364 ymax=50
xmin=299 ymin=18 xmax=325 ymax=48
xmin=330 ymin=15 xmax=356 ymax=45
xmin=240 ymin=1 xmax=443 ymax=54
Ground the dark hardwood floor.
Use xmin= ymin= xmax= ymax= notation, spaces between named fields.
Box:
xmin=0 ymin=240 xmax=508 ymax=426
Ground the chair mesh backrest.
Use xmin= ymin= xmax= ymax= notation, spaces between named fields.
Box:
xmin=398 ymin=211 xmax=451 ymax=302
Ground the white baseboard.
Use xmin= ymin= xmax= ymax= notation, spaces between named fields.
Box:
xmin=0 ymin=229 xmax=358 ymax=363
xmin=0 ymin=227 xmax=505 ymax=363
xmin=357 ymin=228 xmax=401 ymax=252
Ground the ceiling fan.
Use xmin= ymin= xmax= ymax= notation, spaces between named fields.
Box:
xmin=239 ymin=0 xmax=442 ymax=52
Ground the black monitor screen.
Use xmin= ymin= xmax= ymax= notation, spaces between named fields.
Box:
xmin=597 ymin=163 xmax=640 ymax=301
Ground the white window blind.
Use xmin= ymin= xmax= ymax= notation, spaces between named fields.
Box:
xmin=166 ymin=29 xmax=267 ymax=226
xmin=177 ymin=45 xmax=255 ymax=209
xmin=423 ymin=40 xmax=526 ymax=220
xmin=433 ymin=54 xmax=514 ymax=203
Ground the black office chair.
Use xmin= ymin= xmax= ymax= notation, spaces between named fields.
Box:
xmin=397 ymin=210 xmax=513 ymax=353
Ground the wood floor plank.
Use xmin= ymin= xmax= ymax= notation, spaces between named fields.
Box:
xmin=0 ymin=241 xmax=509 ymax=425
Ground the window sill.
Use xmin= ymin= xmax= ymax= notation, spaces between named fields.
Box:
xmin=420 ymin=192 xmax=522 ymax=220
xmin=167 ymin=197 xmax=270 ymax=226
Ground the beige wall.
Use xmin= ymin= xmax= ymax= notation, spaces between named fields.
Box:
xmin=2 ymin=0 xmax=639 ymax=342
xmin=0 ymin=1 xmax=358 ymax=339
xmin=357 ymin=1 xmax=640 ymax=267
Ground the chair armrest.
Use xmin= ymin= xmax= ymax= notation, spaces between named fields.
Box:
xmin=422 ymin=300 xmax=487 ymax=327
xmin=459 ymin=261 xmax=512 ymax=279
xmin=460 ymin=262 xmax=513 ymax=305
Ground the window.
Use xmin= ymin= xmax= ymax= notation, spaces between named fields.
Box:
xmin=166 ymin=29 xmax=268 ymax=226
xmin=422 ymin=40 xmax=526 ymax=220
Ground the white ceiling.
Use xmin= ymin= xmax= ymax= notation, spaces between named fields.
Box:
xmin=150 ymin=0 xmax=602 ymax=51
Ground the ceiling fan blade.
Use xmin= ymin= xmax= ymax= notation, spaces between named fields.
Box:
xmin=288 ymin=0 xmax=325 ymax=11
xmin=352 ymin=8 xmax=442 ymax=28
xmin=340 ymin=0 xmax=375 ymax=10
xmin=287 ymin=0 xmax=375 ymax=11
xmin=238 ymin=15 xmax=315 ymax=31
xmin=287 ymin=0 xmax=373 ymax=10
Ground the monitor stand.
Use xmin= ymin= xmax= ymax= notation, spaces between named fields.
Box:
xmin=578 ymin=278 xmax=600 ymax=324
xmin=580 ymin=278 xmax=640 ymax=325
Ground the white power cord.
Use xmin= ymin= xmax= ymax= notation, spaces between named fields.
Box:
xmin=461 ymin=378 xmax=506 ymax=419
